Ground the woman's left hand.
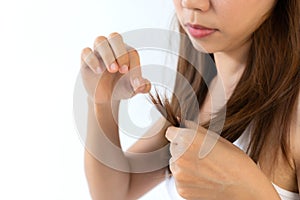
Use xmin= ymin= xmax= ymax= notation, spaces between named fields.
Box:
xmin=165 ymin=123 xmax=281 ymax=200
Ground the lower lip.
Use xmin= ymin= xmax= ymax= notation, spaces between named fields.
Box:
xmin=187 ymin=26 xmax=217 ymax=38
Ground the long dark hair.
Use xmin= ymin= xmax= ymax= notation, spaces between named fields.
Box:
xmin=151 ymin=0 xmax=300 ymax=167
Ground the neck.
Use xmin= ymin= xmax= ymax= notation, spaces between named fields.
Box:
xmin=212 ymin=41 xmax=251 ymax=99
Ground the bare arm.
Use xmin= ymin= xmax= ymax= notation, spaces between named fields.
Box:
xmin=84 ymin=98 xmax=170 ymax=200
xmin=80 ymin=32 xmax=170 ymax=200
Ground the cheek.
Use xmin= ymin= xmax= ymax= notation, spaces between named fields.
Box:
xmin=173 ymin=0 xmax=182 ymax=13
xmin=217 ymin=11 xmax=260 ymax=44
xmin=223 ymin=17 xmax=260 ymax=45
xmin=217 ymin=0 xmax=275 ymax=36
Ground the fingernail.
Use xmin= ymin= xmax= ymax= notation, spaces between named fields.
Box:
xmin=110 ymin=63 xmax=118 ymax=71
xmin=120 ymin=65 xmax=128 ymax=73
xmin=96 ymin=67 xmax=102 ymax=74
xmin=133 ymin=77 xmax=141 ymax=89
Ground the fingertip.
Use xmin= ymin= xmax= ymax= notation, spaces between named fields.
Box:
xmin=133 ymin=78 xmax=151 ymax=94
xmin=81 ymin=47 xmax=92 ymax=57
xmin=165 ymin=126 xmax=178 ymax=142
xmin=169 ymin=157 xmax=175 ymax=165
xmin=108 ymin=62 xmax=119 ymax=73
xmin=108 ymin=32 xmax=121 ymax=39
xmin=119 ymin=64 xmax=129 ymax=74
xmin=140 ymin=79 xmax=151 ymax=94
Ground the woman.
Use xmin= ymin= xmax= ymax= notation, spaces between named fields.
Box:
xmin=80 ymin=0 xmax=300 ymax=199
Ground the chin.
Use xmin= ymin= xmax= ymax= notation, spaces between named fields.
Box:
xmin=189 ymin=38 xmax=217 ymax=54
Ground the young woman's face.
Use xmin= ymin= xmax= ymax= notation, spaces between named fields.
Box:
xmin=173 ymin=0 xmax=276 ymax=53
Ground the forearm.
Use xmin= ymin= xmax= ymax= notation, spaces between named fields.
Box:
xmin=85 ymin=154 xmax=167 ymax=200
xmin=84 ymin=150 xmax=130 ymax=200
xmin=84 ymin=98 xmax=131 ymax=199
xmin=84 ymin=99 xmax=170 ymax=200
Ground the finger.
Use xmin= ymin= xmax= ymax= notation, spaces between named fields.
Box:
xmin=166 ymin=126 xmax=198 ymax=144
xmin=165 ymin=126 xmax=180 ymax=143
xmin=94 ymin=36 xmax=119 ymax=73
xmin=178 ymin=121 xmax=221 ymax=159
xmin=108 ymin=32 xmax=129 ymax=74
xmin=182 ymin=119 xmax=198 ymax=130
xmin=166 ymin=126 xmax=197 ymax=155
xmin=81 ymin=47 xmax=103 ymax=74
xmin=137 ymin=78 xmax=151 ymax=94
xmin=169 ymin=158 xmax=177 ymax=173
xmin=169 ymin=123 xmax=221 ymax=159
xmin=127 ymin=47 xmax=151 ymax=93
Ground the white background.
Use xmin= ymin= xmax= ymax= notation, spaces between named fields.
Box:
xmin=0 ymin=0 xmax=176 ymax=199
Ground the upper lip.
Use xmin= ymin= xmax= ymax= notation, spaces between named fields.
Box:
xmin=185 ymin=23 xmax=216 ymax=30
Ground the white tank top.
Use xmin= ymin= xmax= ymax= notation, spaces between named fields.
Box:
xmin=165 ymin=130 xmax=300 ymax=200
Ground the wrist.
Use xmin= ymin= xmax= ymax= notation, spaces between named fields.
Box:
xmin=86 ymin=96 xmax=121 ymax=147
xmin=87 ymin=96 xmax=120 ymax=119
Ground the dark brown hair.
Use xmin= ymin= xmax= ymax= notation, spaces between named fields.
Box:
xmin=151 ymin=0 xmax=300 ymax=167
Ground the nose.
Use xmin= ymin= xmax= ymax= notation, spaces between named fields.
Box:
xmin=181 ymin=0 xmax=211 ymax=12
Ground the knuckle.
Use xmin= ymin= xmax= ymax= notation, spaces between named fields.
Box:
xmin=81 ymin=47 xmax=92 ymax=60
xmin=81 ymin=47 xmax=91 ymax=56
xmin=108 ymin=33 xmax=127 ymax=56
xmin=176 ymin=172 xmax=185 ymax=183
xmin=108 ymin=33 xmax=124 ymax=49
xmin=94 ymin=36 xmax=107 ymax=47
xmin=169 ymin=163 xmax=175 ymax=173
xmin=169 ymin=161 xmax=180 ymax=174
xmin=108 ymin=32 xmax=121 ymax=39
xmin=166 ymin=127 xmax=178 ymax=139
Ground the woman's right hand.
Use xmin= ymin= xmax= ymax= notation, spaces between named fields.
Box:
xmin=80 ymin=32 xmax=151 ymax=104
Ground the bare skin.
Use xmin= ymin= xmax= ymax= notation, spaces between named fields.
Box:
xmin=81 ymin=32 xmax=299 ymax=199
xmin=82 ymin=32 xmax=169 ymax=200
xmin=172 ymin=0 xmax=300 ymax=197
xmin=81 ymin=0 xmax=299 ymax=198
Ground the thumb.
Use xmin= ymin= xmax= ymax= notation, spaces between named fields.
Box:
xmin=165 ymin=126 xmax=179 ymax=142
xmin=135 ymin=78 xmax=151 ymax=94
xmin=165 ymin=126 xmax=197 ymax=144
xmin=182 ymin=119 xmax=198 ymax=130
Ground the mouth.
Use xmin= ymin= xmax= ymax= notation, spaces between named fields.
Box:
xmin=185 ymin=23 xmax=218 ymax=39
